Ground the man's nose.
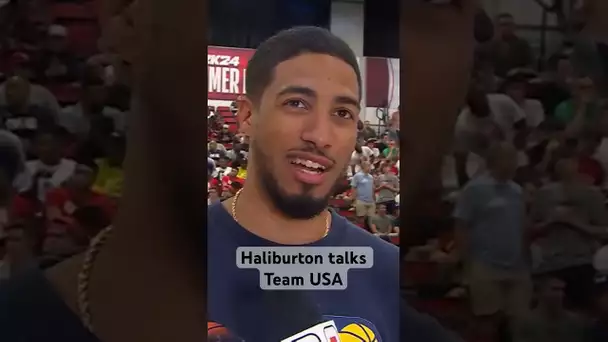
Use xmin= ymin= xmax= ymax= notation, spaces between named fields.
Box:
xmin=301 ymin=111 xmax=333 ymax=149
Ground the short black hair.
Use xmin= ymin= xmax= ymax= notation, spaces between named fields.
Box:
xmin=245 ymin=26 xmax=361 ymax=105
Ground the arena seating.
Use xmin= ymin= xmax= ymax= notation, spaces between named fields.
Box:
xmin=50 ymin=1 xmax=100 ymax=57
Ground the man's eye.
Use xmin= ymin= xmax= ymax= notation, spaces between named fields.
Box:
xmin=285 ymin=100 xmax=306 ymax=109
xmin=334 ymin=109 xmax=353 ymax=120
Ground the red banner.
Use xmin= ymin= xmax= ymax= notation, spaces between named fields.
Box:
xmin=208 ymin=46 xmax=400 ymax=110
xmin=208 ymin=46 xmax=254 ymax=101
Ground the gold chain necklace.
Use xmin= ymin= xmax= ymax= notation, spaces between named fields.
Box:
xmin=230 ymin=188 xmax=331 ymax=238
xmin=76 ymin=189 xmax=331 ymax=333
xmin=77 ymin=225 xmax=113 ymax=333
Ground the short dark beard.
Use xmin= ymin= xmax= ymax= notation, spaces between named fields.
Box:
xmin=251 ymin=141 xmax=331 ymax=219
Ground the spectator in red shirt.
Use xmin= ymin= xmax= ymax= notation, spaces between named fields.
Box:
xmin=44 ymin=160 xmax=115 ymax=240
xmin=221 ymin=168 xmax=243 ymax=193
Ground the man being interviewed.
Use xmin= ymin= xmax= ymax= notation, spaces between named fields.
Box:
xmin=207 ymin=27 xmax=399 ymax=341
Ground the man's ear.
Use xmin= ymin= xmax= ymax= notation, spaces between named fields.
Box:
xmin=237 ymin=96 xmax=255 ymax=137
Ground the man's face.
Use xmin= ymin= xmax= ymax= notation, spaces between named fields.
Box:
xmin=378 ymin=205 xmax=386 ymax=216
xmin=209 ymin=141 xmax=217 ymax=151
xmin=363 ymin=120 xmax=370 ymax=128
xmin=239 ymin=53 xmax=360 ymax=219
xmin=361 ymin=161 xmax=371 ymax=173
xmin=35 ymin=134 xmax=62 ymax=165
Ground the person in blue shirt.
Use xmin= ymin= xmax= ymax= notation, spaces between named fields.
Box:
xmin=351 ymin=161 xmax=376 ymax=227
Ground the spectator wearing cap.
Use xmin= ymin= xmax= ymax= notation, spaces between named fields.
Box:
xmin=208 ymin=140 xmax=227 ymax=162
xmin=365 ymin=139 xmax=380 ymax=157
xmin=33 ymin=24 xmax=79 ymax=84
xmin=0 ymin=71 xmax=61 ymax=116
xmin=216 ymin=124 xmax=234 ymax=145
xmin=501 ymin=72 xmax=545 ymax=128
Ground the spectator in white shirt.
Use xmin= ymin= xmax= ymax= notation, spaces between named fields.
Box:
xmin=14 ymin=129 xmax=76 ymax=203
xmin=453 ymin=82 xmax=527 ymax=186
xmin=0 ymin=74 xmax=61 ymax=118
xmin=501 ymin=74 xmax=545 ymax=128
xmin=58 ymin=77 xmax=126 ymax=139
xmin=350 ymin=143 xmax=374 ymax=176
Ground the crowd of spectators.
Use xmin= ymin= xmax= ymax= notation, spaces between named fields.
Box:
xmin=403 ymin=11 xmax=608 ymax=342
xmin=0 ymin=0 xmax=125 ymax=281
xmin=6 ymin=1 xmax=608 ymax=342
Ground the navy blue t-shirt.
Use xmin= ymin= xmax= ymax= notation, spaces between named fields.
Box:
xmin=207 ymin=202 xmax=400 ymax=341
xmin=0 ymin=204 xmax=460 ymax=342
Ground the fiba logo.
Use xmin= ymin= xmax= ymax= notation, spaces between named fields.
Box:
xmin=338 ymin=323 xmax=378 ymax=342
xmin=282 ymin=321 xmax=340 ymax=342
